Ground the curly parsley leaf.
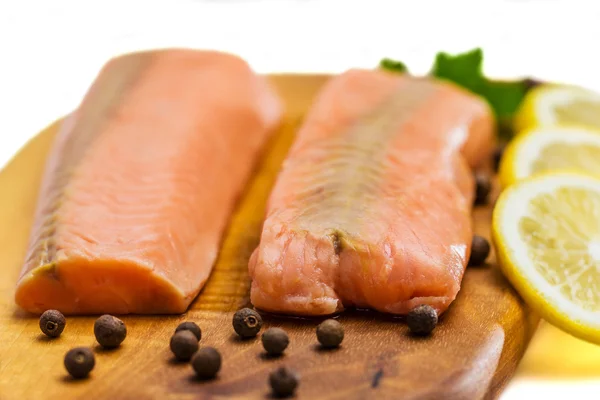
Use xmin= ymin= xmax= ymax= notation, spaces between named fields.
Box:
xmin=479 ymin=79 xmax=528 ymax=121
xmin=431 ymin=48 xmax=484 ymax=94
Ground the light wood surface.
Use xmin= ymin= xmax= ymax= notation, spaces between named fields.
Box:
xmin=0 ymin=75 xmax=538 ymax=400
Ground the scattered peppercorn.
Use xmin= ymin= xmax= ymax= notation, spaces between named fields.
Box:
xmin=39 ymin=309 xmax=66 ymax=338
xmin=94 ymin=314 xmax=127 ymax=349
xmin=523 ymin=77 xmax=542 ymax=91
xmin=175 ymin=321 xmax=202 ymax=341
xmin=468 ymin=235 xmax=491 ymax=267
xmin=492 ymin=145 xmax=505 ymax=172
xmin=269 ymin=366 xmax=299 ymax=398
xmin=261 ymin=327 xmax=289 ymax=356
xmin=316 ymin=319 xmax=344 ymax=348
xmin=407 ymin=304 xmax=438 ymax=336
xmin=232 ymin=308 xmax=263 ymax=338
xmin=474 ymin=173 xmax=492 ymax=205
xmin=170 ymin=330 xmax=199 ymax=361
xmin=64 ymin=347 xmax=95 ymax=379
xmin=191 ymin=346 xmax=221 ymax=379
xmin=498 ymin=119 xmax=514 ymax=141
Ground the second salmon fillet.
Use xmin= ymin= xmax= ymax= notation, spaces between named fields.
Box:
xmin=249 ymin=70 xmax=494 ymax=316
xmin=15 ymin=49 xmax=282 ymax=315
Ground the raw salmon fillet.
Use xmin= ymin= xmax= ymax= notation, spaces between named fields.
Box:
xmin=15 ymin=49 xmax=282 ymax=315
xmin=249 ymin=70 xmax=494 ymax=316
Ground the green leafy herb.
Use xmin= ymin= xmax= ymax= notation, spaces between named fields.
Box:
xmin=431 ymin=48 xmax=528 ymax=123
xmin=479 ymin=79 xmax=528 ymax=120
xmin=431 ymin=48 xmax=484 ymax=94
xmin=379 ymin=58 xmax=408 ymax=74
xmin=380 ymin=48 xmax=532 ymax=138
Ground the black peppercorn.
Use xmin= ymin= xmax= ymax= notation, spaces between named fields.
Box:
xmin=39 ymin=309 xmax=66 ymax=338
xmin=498 ymin=119 xmax=514 ymax=143
xmin=468 ymin=235 xmax=491 ymax=267
xmin=170 ymin=330 xmax=199 ymax=361
xmin=474 ymin=173 xmax=492 ymax=205
xmin=492 ymin=145 xmax=505 ymax=172
xmin=316 ymin=319 xmax=344 ymax=348
xmin=523 ymin=77 xmax=542 ymax=91
xmin=269 ymin=366 xmax=299 ymax=398
xmin=64 ymin=347 xmax=95 ymax=379
xmin=261 ymin=327 xmax=289 ymax=356
xmin=232 ymin=308 xmax=263 ymax=338
xmin=191 ymin=346 xmax=221 ymax=379
xmin=175 ymin=321 xmax=202 ymax=341
xmin=94 ymin=314 xmax=127 ymax=349
xmin=407 ymin=304 xmax=438 ymax=336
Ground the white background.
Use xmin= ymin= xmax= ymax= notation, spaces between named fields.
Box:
xmin=1 ymin=0 xmax=600 ymax=398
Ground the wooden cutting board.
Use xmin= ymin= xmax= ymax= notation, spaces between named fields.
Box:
xmin=0 ymin=75 xmax=539 ymax=400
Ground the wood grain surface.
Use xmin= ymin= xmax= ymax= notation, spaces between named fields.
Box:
xmin=0 ymin=75 xmax=539 ymax=400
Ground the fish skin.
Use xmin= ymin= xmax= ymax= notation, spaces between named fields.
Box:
xmin=15 ymin=49 xmax=283 ymax=315
xmin=249 ymin=69 xmax=494 ymax=316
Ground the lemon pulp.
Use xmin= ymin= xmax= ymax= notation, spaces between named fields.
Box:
xmin=554 ymin=99 xmax=600 ymax=129
xmin=519 ymin=187 xmax=600 ymax=311
xmin=530 ymin=143 xmax=600 ymax=176
xmin=498 ymin=127 xmax=600 ymax=187
xmin=514 ymin=84 xmax=600 ymax=132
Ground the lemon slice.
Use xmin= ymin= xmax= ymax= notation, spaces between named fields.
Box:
xmin=499 ymin=126 xmax=600 ymax=187
xmin=515 ymin=84 xmax=600 ymax=132
xmin=493 ymin=173 xmax=600 ymax=343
